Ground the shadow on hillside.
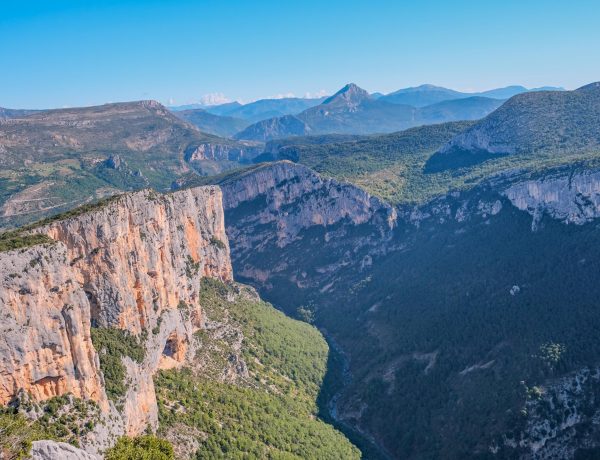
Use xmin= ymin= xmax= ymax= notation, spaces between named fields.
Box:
xmin=424 ymin=148 xmax=507 ymax=173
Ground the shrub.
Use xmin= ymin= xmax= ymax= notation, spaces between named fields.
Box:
xmin=90 ymin=328 xmax=145 ymax=401
xmin=105 ymin=435 xmax=174 ymax=460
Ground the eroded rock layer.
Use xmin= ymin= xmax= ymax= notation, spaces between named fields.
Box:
xmin=0 ymin=186 xmax=232 ymax=438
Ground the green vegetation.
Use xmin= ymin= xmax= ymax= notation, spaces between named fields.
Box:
xmin=0 ymin=410 xmax=54 ymax=460
xmin=199 ymin=278 xmax=329 ymax=394
xmin=155 ymin=279 xmax=360 ymax=459
xmin=209 ymin=236 xmax=226 ymax=250
xmin=0 ymin=230 xmax=53 ymax=252
xmin=436 ymin=84 xmax=600 ymax=160
xmin=256 ymin=120 xmax=600 ymax=206
xmin=315 ymin=197 xmax=600 ymax=457
xmin=0 ymin=394 xmax=99 ymax=458
xmin=105 ymin=435 xmax=175 ymax=460
xmin=33 ymin=395 xmax=99 ymax=447
xmin=220 ymin=163 xmax=600 ymax=457
xmin=90 ymin=328 xmax=146 ymax=401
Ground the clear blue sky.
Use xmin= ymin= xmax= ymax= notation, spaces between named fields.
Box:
xmin=1 ymin=0 xmax=599 ymax=109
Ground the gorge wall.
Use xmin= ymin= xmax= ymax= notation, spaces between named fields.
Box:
xmin=0 ymin=186 xmax=232 ymax=449
xmin=218 ymin=161 xmax=600 ymax=459
xmin=218 ymin=161 xmax=397 ymax=310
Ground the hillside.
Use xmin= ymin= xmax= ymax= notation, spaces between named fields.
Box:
xmin=428 ymin=83 xmax=600 ymax=170
xmin=0 ymin=100 xmax=261 ymax=228
xmin=173 ymin=108 xmax=250 ymax=137
xmin=235 ymin=84 xmax=505 ymax=141
xmin=253 ymin=121 xmax=474 ymax=203
xmin=417 ymin=96 xmax=504 ymax=124
xmin=156 ymin=279 xmax=360 ymax=459
xmin=234 ymin=114 xmax=312 ymax=141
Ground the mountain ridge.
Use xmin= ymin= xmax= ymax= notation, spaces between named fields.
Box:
xmin=427 ymin=82 xmax=600 ymax=171
xmin=235 ymin=83 xmax=503 ymax=141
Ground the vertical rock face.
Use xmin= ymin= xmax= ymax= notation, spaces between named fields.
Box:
xmin=40 ymin=188 xmax=232 ymax=332
xmin=221 ymin=161 xmax=396 ymax=245
xmin=0 ymin=186 xmax=232 ymax=439
xmin=218 ymin=161 xmax=396 ymax=308
xmin=0 ymin=244 xmax=106 ymax=409
xmin=184 ymin=141 xmax=263 ymax=162
xmin=502 ymin=169 xmax=600 ymax=226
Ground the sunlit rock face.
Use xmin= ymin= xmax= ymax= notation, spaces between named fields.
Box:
xmin=0 ymin=186 xmax=232 ymax=440
xmin=503 ymin=169 xmax=600 ymax=227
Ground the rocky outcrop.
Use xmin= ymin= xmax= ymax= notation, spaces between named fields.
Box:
xmin=503 ymin=169 xmax=600 ymax=227
xmin=500 ymin=367 xmax=600 ymax=459
xmin=221 ymin=161 xmax=396 ymax=238
xmin=185 ymin=140 xmax=263 ymax=163
xmin=31 ymin=441 xmax=100 ymax=460
xmin=0 ymin=186 xmax=232 ymax=445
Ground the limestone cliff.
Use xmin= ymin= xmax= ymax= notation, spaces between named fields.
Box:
xmin=0 ymin=186 xmax=232 ymax=448
xmin=184 ymin=140 xmax=263 ymax=163
xmin=502 ymin=168 xmax=600 ymax=227
xmin=0 ymin=243 xmax=106 ymax=409
xmin=218 ymin=161 xmax=396 ymax=296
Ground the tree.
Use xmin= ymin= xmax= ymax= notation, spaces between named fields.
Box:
xmin=104 ymin=435 xmax=174 ymax=460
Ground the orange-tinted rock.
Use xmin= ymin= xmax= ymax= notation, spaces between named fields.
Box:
xmin=0 ymin=186 xmax=232 ymax=437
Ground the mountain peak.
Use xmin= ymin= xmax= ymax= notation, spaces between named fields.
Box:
xmin=322 ymin=83 xmax=371 ymax=105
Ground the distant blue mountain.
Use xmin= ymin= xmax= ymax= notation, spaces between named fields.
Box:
xmin=235 ymin=83 xmax=506 ymax=141
xmin=203 ymin=97 xmax=326 ymax=123
xmin=380 ymin=84 xmax=565 ymax=107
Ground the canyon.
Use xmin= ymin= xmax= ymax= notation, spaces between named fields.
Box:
xmin=215 ymin=160 xmax=600 ymax=459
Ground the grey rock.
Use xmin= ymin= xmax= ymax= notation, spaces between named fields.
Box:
xmin=31 ymin=441 xmax=100 ymax=460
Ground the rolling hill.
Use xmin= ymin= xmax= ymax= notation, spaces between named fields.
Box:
xmin=428 ymin=82 xmax=600 ymax=171
xmin=379 ymin=83 xmax=564 ymax=107
xmin=0 ymin=100 xmax=260 ymax=227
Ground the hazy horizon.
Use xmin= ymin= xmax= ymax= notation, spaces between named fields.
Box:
xmin=2 ymin=0 xmax=599 ymax=109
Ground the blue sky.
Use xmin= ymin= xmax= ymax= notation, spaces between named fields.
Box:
xmin=1 ymin=0 xmax=599 ymax=108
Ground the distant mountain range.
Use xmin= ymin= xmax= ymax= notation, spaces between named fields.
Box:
xmin=427 ymin=82 xmax=600 ymax=170
xmin=172 ymin=97 xmax=326 ymax=124
xmin=379 ymin=83 xmax=565 ymax=107
xmin=210 ymin=97 xmax=327 ymax=122
xmin=234 ymin=83 xmax=505 ymax=141
xmin=167 ymin=84 xmax=563 ymax=140
xmin=173 ymin=108 xmax=250 ymax=137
